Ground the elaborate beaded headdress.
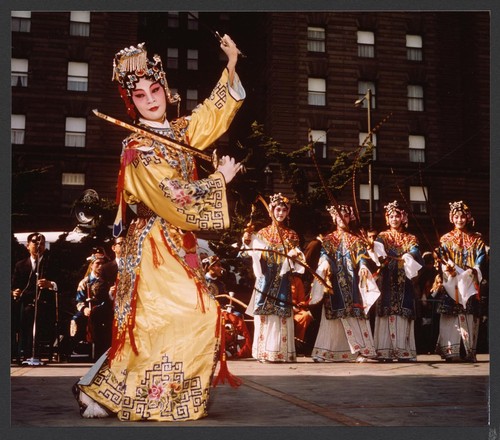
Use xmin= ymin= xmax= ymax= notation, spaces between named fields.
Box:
xmin=326 ymin=204 xmax=356 ymax=224
xmin=112 ymin=43 xmax=180 ymax=119
xmin=384 ymin=200 xmax=409 ymax=228
xmin=269 ymin=193 xmax=291 ymax=209
xmin=449 ymin=201 xmax=474 ymax=226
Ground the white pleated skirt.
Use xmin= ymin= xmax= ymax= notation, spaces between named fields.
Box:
xmin=252 ymin=314 xmax=296 ymax=362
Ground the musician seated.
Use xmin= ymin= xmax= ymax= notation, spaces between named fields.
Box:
xmin=291 ymin=274 xmax=313 ymax=354
xmin=70 ymin=248 xmax=113 ymax=361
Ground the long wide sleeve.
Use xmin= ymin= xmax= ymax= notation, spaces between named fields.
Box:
xmin=186 ymin=68 xmax=245 ymax=150
xmin=123 ymin=152 xmax=230 ymax=231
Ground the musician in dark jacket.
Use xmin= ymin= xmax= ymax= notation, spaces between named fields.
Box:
xmin=11 ymin=232 xmax=58 ymax=361
xmin=70 ymin=248 xmax=113 ymax=361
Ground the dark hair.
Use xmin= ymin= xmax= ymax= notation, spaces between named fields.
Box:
xmin=27 ymin=232 xmax=45 ymax=243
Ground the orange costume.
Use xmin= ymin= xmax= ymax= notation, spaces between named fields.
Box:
xmin=290 ymin=275 xmax=313 ymax=343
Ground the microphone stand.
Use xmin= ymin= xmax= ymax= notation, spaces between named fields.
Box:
xmin=23 ymin=245 xmax=44 ymax=366
xmin=54 ymin=287 xmax=60 ymax=363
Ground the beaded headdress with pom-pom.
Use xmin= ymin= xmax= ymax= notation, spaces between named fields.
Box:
xmin=112 ymin=43 xmax=180 ymax=119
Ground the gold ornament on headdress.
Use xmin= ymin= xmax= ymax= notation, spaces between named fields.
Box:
xmin=449 ymin=200 xmax=474 ymax=226
xmin=269 ymin=193 xmax=290 ymax=209
xmin=384 ymin=200 xmax=408 ymax=227
xmin=112 ymin=42 xmax=180 ymax=107
xmin=326 ymin=204 xmax=356 ymax=224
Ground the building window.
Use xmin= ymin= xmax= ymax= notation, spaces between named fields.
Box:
xmin=309 ymin=129 xmax=327 ymax=159
xmin=357 ymin=31 xmax=375 ymax=58
xmin=186 ymin=89 xmax=198 ymax=111
xmin=65 ymin=117 xmax=86 ymax=147
xmin=410 ymin=186 xmax=428 ymax=213
xmin=11 ymin=58 xmax=28 ymax=87
xmin=307 ymin=26 xmax=325 ymax=52
xmin=67 ymin=62 xmax=88 ymax=91
xmin=11 ymin=114 xmax=26 ymax=145
xmin=187 ymin=11 xmax=198 ymax=30
xmin=308 ymin=78 xmax=326 ymax=106
xmin=167 ymin=48 xmax=179 ymax=69
xmin=69 ymin=11 xmax=90 ymax=37
xmin=12 ymin=11 xmax=31 ymax=32
xmin=187 ymin=49 xmax=198 ymax=70
xmin=409 ymin=135 xmax=426 ymax=163
xmin=167 ymin=12 xmax=179 ymax=28
xmin=357 ymin=81 xmax=376 ymax=108
xmin=406 ymin=34 xmax=423 ymax=61
xmin=359 ymin=132 xmax=377 ymax=161
xmin=408 ymin=85 xmax=424 ymax=111
xmin=62 ymin=173 xmax=85 ymax=186
xmin=359 ymin=184 xmax=380 ymax=213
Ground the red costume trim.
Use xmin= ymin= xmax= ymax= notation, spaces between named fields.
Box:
xmin=149 ymin=236 xmax=164 ymax=268
xmin=109 ymin=271 xmax=140 ymax=364
xmin=212 ymin=311 xmax=242 ymax=388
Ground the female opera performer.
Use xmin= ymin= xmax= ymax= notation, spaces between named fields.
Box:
xmin=309 ymin=205 xmax=379 ymax=362
xmin=434 ymin=201 xmax=487 ymax=362
xmin=373 ymin=201 xmax=423 ymax=362
xmin=72 ymin=35 xmax=245 ymax=421
xmin=241 ymin=193 xmax=305 ymax=363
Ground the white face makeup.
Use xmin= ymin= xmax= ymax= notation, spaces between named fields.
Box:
xmin=452 ymin=212 xmax=468 ymax=230
xmin=388 ymin=211 xmax=402 ymax=230
xmin=131 ymin=78 xmax=167 ymax=122
xmin=273 ymin=205 xmax=289 ymax=223
xmin=334 ymin=212 xmax=351 ymax=229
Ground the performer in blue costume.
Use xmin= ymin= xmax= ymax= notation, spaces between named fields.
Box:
xmin=373 ymin=201 xmax=423 ymax=362
xmin=310 ymin=205 xmax=379 ymax=362
xmin=242 ymin=193 xmax=305 ymax=363
xmin=434 ymin=201 xmax=487 ymax=362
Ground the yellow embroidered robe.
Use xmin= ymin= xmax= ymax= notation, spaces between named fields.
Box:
xmin=77 ymin=68 xmax=244 ymax=421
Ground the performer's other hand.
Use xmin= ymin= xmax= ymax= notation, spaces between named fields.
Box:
xmin=217 ymin=155 xmax=243 ymax=184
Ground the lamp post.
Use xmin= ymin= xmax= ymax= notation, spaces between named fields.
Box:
xmin=354 ymin=88 xmax=373 ymax=229
xmin=264 ymin=165 xmax=273 ymax=195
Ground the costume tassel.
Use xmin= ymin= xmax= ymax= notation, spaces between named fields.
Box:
xmin=215 ymin=304 xmax=222 ymax=338
xmin=108 ymin=321 xmax=123 ymax=365
xmin=113 ymin=157 xmax=127 ymax=237
xmin=128 ymin=272 xmax=140 ymax=355
xmin=194 ymin=279 xmax=206 ymax=313
xmin=108 ymin=271 xmax=140 ymax=364
xmin=159 ymin=228 xmax=207 ymax=313
xmin=149 ymin=236 xmax=164 ymax=268
xmin=212 ymin=311 xmax=242 ymax=388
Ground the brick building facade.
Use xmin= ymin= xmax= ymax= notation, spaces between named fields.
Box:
xmin=11 ymin=11 xmax=489 ymax=248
